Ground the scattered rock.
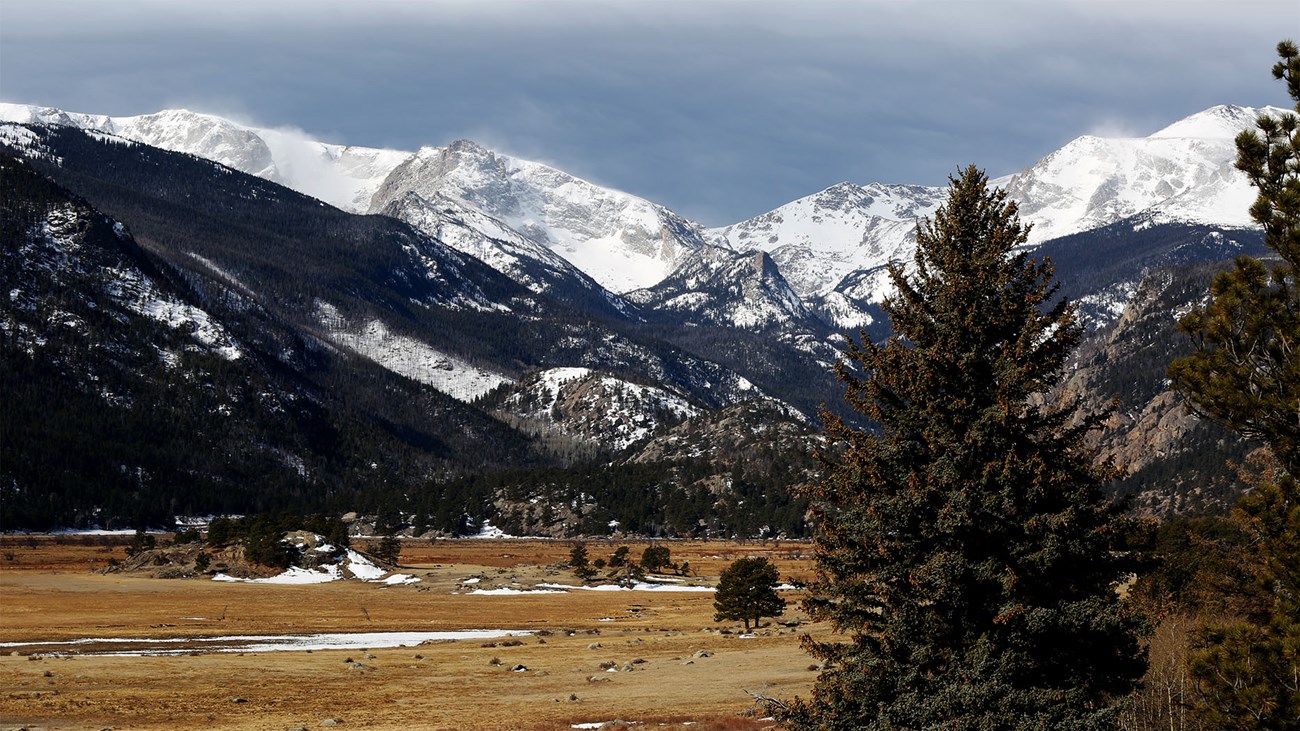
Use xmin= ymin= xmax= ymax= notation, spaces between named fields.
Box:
xmin=598 ymin=661 xmax=617 ymax=670
xmin=621 ymin=662 xmax=634 ymax=672
xmin=348 ymin=663 xmax=374 ymax=671
xmin=569 ymin=693 xmax=580 ymax=701
xmin=692 ymin=650 xmax=713 ymax=658
xmin=588 ymin=642 xmax=602 ymax=650
xmin=587 ymin=675 xmax=613 ymax=683
xmin=231 ymin=697 xmax=248 ymax=703
xmin=321 ymin=719 xmax=343 ymax=727
xmin=630 ymin=658 xmax=646 ymax=664
xmin=510 ymin=664 xmax=529 ymax=672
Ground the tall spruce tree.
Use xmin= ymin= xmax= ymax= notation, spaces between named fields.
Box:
xmin=777 ymin=166 xmax=1148 ymax=730
xmin=1169 ymin=40 xmax=1300 ymax=730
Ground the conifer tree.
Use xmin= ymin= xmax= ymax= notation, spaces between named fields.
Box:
xmin=1169 ymin=40 xmax=1300 ymax=730
xmin=777 ymin=166 xmax=1147 ymax=730
xmin=714 ymin=556 xmax=785 ymax=630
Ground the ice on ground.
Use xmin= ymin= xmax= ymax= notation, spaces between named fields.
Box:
xmin=538 ymin=582 xmax=715 ymax=593
xmin=383 ymin=574 xmax=420 ymax=585
xmin=1 ymin=630 xmax=532 ymax=657
xmin=469 ymin=587 xmax=567 ymax=596
xmin=461 ymin=577 xmax=482 ymax=584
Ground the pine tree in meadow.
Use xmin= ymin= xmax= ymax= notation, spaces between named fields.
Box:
xmin=713 ymin=556 xmax=786 ymax=631
xmin=776 ymin=166 xmax=1148 ymax=730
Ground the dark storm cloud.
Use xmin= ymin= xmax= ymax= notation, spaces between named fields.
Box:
xmin=1 ymin=1 xmax=1292 ymax=225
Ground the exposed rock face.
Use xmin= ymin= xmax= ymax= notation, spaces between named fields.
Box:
xmin=627 ymin=246 xmax=816 ymax=332
xmin=626 ymin=400 xmax=819 ymax=478
xmin=493 ymin=367 xmax=701 ymax=455
xmin=1062 ymin=262 xmax=1254 ymax=516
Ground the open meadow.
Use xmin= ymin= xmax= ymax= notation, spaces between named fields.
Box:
xmin=0 ymin=536 xmax=820 ymax=731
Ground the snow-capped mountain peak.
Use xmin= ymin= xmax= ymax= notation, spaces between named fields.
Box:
xmin=370 ymin=139 xmax=712 ymax=293
xmin=995 ymin=104 xmax=1288 ymax=245
xmin=708 ymin=180 xmax=945 ymax=301
xmin=1148 ymin=103 xmax=1289 ymax=140
xmin=0 ymin=103 xmax=409 ymax=213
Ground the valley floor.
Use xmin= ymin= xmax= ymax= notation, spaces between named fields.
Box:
xmin=0 ymin=537 xmax=817 ymax=731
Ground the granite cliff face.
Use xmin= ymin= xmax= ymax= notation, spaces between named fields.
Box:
xmin=1061 ymin=263 xmax=1255 ymax=515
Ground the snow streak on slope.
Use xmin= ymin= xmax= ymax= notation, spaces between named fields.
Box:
xmin=370 ymin=140 xmax=713 ymax=293
xmin=28 ymin=204 xmax=243 ymax=360
xmin=317 ymin=303 xmax=510 ymax=401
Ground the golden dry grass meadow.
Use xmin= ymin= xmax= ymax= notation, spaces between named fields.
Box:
xmin=0 ymin=536 xmax=822 ymax=731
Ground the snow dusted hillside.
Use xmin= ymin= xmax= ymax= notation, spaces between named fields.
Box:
xmin=0 ymin=104 xmax=408 ymax=212
xmin=628 ymin=246 xmax=815 ymax=331
xmin=370 ymin=140 xmax=713 ymax=293
xmin=316 ymin=304 xmax=512 ymax=402
xmin=495 ymin=367 xmax=701 ymax=451
xmin=379 ymin=190 xmax=635 ymax=317
xmin=6 ymin=195 xmax=243 ymax=365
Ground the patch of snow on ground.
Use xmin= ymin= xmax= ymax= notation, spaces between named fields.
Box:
xmin=213 ymin=565 xmax=340 ymax=584
xmin=344 ymin=549 xmax=387 ymax=580
xmin=471 ymin=521 xmax=514 ymax=539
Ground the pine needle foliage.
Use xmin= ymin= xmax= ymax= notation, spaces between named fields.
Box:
xmin=1169 ymin=40 xmax=1300 ymax=731
xmin=777 ymin=166 xmax=1148 ymax=730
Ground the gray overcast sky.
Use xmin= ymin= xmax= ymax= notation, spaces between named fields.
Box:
xmin=1 ymin=1 xmax=1296 ymax=225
